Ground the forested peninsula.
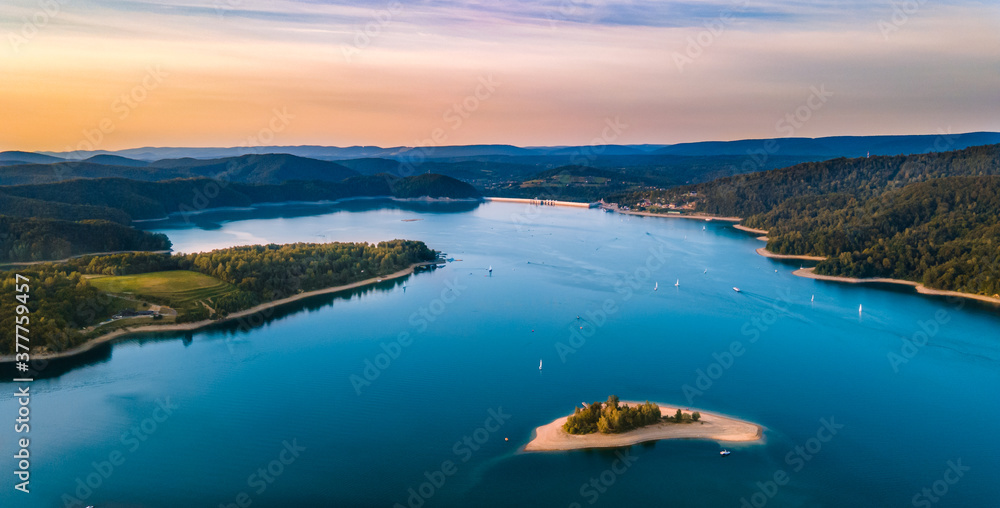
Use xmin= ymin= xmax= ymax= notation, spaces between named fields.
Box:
xmin=0 ymin=240 xmax=437 ymax=355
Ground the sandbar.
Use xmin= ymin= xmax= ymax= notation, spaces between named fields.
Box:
xmin=755 ymin=247 xmax=826 ymax=261
xmin=523 ymin=402 xmax=763 ymax=452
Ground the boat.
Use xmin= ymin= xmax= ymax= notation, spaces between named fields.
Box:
xmin=488 ymin=265 xmax=493 ymax=275
xmin=733 ymin=287 xmax=741 ymax=292
xmin=674 ymin=279 xmax=680 ymax=287
xmin=859 ymin=304 xmax=863 ymax=313
xmin=654 ymin=282 xmax=658 ymax=291
xmin=811 ymin=294 xmax=814 ymax=302
xmin=704 ymin=268 xmax=708 ymax=273
xmin=720 ymin=449 xmax=731 ymax=456
xmin=539 ymin=359 xmax=543 ymax=370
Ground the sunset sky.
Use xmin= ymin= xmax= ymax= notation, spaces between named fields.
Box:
xmin=2 ymin=0 xmax=998 ymax=151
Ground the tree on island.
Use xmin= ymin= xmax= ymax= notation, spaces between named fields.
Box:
xmin=563 ymin=396 xmax=661 ymax=435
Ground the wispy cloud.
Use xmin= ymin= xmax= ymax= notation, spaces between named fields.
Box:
xmin=1 ymin=0 xmax=997 ymax=150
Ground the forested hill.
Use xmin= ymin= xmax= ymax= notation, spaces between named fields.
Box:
xmin=612 ymin=143 xmax=1000 ymax=216
xmin=609 ymin=144 xmax=1000 ymax=299
xmin=0 ymin=173 xmax=482 ymax=222
xmin=0 ymin=153 xmax=359 ymax=186
xmin=0 ymin=173 xmax=478 ymax=263
xmin=0 ymin=217 xmax=171 ymax=263
xmin=753 ymin=176 xmax=1000 ymax=297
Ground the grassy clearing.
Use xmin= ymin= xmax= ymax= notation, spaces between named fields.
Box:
xmin=89 ymin=270 xmax=238 ymax=320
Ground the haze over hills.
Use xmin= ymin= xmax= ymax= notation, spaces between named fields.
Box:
xmin=21 ymin=131 xmax=1000 ymax=161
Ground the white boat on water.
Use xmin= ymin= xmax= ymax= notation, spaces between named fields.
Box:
xmin=654 ymin=282 xmax=658 ymax=291
xmin=720 ymin=449 xmax=731 ymax=456
xmin=733 ymin=287 xmax=741 ymax=292
xmin=859 ymin=304 xmax=863 ymax=313
xmin=674 ymin=279 xmax=680 ymax=287
xmin=539 ymin=359 xmax=543 ymax=370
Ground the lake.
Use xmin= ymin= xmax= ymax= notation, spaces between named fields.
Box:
xmin=2 ymin=199 xmax=999 ymax=507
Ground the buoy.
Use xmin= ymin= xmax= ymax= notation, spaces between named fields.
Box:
xmin=505 ymin=437 xmax=508 ymax=441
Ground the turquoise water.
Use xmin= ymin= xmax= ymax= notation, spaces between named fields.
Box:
xmin=2 ymin=200 xmax=999 ymax=507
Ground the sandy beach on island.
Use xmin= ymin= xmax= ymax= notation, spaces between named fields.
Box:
xmin=523 ymin=402 xmax=763 ymax=452
xmin=0 ymin=262 xmax=435 ymax=364
xmin=794 ymin=268 xmax=1000 ymax=305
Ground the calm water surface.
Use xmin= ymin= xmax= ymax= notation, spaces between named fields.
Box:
xmin=2 ymin=200 xmax=998 ymax=507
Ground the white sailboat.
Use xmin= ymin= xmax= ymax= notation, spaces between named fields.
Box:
xmin=858 ymin=304 xmax=863 ymax=314
xmin=674 ymin=279 xmax=680 ymax=287
xmin=539 ymin=359 xmax=543 ymax=370
xmin=811 ymin=294 xmax=814 ymax=302
xmin=654 ymin=282 xmax=658 ymax=291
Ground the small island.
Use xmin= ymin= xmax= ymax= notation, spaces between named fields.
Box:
xmin=524 ymin=396 xmax=762 ymax=452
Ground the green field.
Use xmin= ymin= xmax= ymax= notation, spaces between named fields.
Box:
xmin=89 ymin=270 xmax=238 ymax=320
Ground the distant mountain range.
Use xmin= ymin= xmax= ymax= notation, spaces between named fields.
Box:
xmin=13 ymin=131 xmax=999 ymax=162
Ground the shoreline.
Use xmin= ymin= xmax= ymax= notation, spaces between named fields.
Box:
xmin=523 ymin=402 xmax=763 ymax=452
xmin=793 ymin=267 xmax=1000 ymax=305
xmin=755 ymin=247 xmax=826 ymax=261
xmin=615 ymin=210 xmax=742 ymax=222
xmin=0 ymin=261 xmax=434 ymax=364
xmin=133 ymin=195 xmax=484 ymax=223
xmin=732 ymin=224 xmax=768 ymax=235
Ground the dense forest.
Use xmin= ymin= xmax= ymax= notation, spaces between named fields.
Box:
xmin=0 ymin=216 xmax=171 ymax=263
xmin=0 ymin=266 xmax=122 ymax=355
xmin=1 ymin=173 xmax=481 ymax=222
xmin=609 ymin=144 xmax=1000 ymax=297
xmin=563 ymin=396 xmax=663 ymax=434
xmin=753 ymin=176 xmax=1000 ymax=296
xmin=0 ymin=240 xmax=438 ymax=354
